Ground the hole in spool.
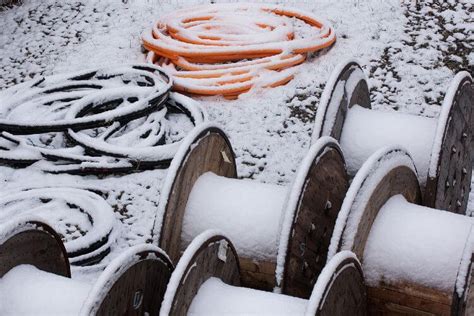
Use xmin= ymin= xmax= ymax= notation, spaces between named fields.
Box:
xmin=132 ymin=289 xmax=143 ymax=310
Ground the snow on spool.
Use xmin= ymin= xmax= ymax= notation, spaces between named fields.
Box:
xmin=0 ymin=64 xmax=206 ymax=174
xmin=155 ymin=124 xmax=349 ymax=298
xmin=312 ymin=60 xmax=474 ymax=214
xmin=0 ymin=217 xmax=174 ymax=315
xmin=0 ymin=187 xmax=117 ymax=266
xmin=159 ymin=230 xmax=367 ymax=316
xmin=328 ymin=146 xmax=474 ymax=315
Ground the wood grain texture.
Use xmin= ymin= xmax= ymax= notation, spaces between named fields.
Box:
xmin=167 ymin=235 xmax=240 ymax=316
xmin=94 ymin=250 xmax=174 ymax=316
xmin=451 ymin=253 xmax=474 ymax=316
xmin=310 ymin=256 xmax=367 ymax=316
xmin=368 ymin=282 xmax=452 ymax=315
xmin=160 ymin=128 xmax=237 ymax=263
xmin=424 ymin=77 xmax=472 ymax=214
xmin=0 ymin=221 xmax=70 ymax=278
xmin=239 ymin=257 xmax=276 ymax=292
xmin=350 ymin=165 xmax=421 ymax=259
xmin=282 ymin=145 xmax=349 ymax=299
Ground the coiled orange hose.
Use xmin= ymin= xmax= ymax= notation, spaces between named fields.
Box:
xmin=143 ymin=3 xmax=336 ymax=98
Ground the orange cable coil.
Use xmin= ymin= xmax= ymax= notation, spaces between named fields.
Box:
xmin=142 ymin=3 xmax=336 ymax=97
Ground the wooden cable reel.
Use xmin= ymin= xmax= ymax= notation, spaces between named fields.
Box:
xmin=154 ymin=124 xmax=349 ymax=298
xmin=159 ymin=230 xmax=367 ymax=316
xmin=312 ymin=60 xmax=474 ymax=214
xmin=0 ymin=217 xmax=174 ymax=315
xmin=328 ymin=146 xmax=474 ymax=315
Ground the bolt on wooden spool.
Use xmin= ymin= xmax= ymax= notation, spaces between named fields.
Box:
xmin=312 ymin=60 xmax=474 ymax=214
xmin=159 ymin=230 xmax=367 ymax=316
xmin=0 ymin=217 xmax=174 ymax=315
xmin=328 ymin=146 xmax=474 ymax=315
xmin=153 ymin=123 xmax=349 ymax=298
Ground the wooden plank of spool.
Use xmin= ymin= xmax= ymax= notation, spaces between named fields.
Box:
xmin=347 ymin=161 xmax=421 ymax=259
xmin=92 ymin=249 xmax=174 ymax=316
xmin=309 ymin=255 xmax=367 ymax=316
xmin=312 ymin=61 xmax=370 ymax=141
xmin=165 ymin=234 xmax=240 ymax=316
xmin=0 ymin=220 xmax=70 ymax=278
xmin=160 ymin=127 xmax=237 ymax=263
xmin=282 ymin=142 xmax=349 ymax=299
xmin=463 ymin=255 xmax=474 ymax=316
xmin=424 ymin=74 xmax=473 ymax=214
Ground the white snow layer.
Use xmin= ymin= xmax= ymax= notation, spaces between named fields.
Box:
xmin=183 ymin=172 xmax=287 ymax=261
xmin=187 ymin=277 xmax=307 ymax=316
xmin=327 ymin=146 xmax=417 ymax=261
xmin=0 ymin=0 xmax=472 ymax=290
xmin=363 ymin=195 xmax=473 ymax=292
xmin=160 ymin=229 xmax=227 ymax=316
xmin=0 ymin=265 xmax=91 ymax=315
xmin=341 ymin=105 xmax=437 ymax=183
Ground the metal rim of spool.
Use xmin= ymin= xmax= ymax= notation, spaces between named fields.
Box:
xmin=305 ymin=251 xmax=367 ymax=316
xmin=79 ymin=245 xmax=174 ymax=316
xmin=159 ymin=230 xmax=241 ymax=316
xmin=311 ymin=59 xmax=371 ymax=143
xmin=424 ymin=72 xmax=473 ymax=214
xmin=155 ymin=123 xmax=237 ymax=264
xmin=328 ymin=146 xmax=422 ymax=261
xmin=0 ymin=217 xmax=70 ymax=278
xmin=452 ymin=244 xmax=474 ymax=315
xmin=276 ymin=136 xmax=349 ymax=299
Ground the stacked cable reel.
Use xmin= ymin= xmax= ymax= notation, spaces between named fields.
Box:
xmin=152 ymin=123 xmax=349 ymax=299
xmin=326 ymin=146 xmax=474 ymax=315
xmin=143 ymin=3 xmax=336 ymax=98
xmin=0 ymin=64 xmax=206 ymax=174
xmin=159 ymin=230 xmax=367 ymax=315
xmin=312 ymin=59 xmax=474 ymax=214
xmin=0 ymin=217 xmax=174 ymax=315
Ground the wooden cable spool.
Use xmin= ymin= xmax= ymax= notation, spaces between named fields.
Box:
xmin=153 ymin=123 xmax=349 ymax=298
xmin=312 ymin=60 xmax=474 ymax=214
xmin=159 ymin=230 xmax=367 ymax=316
xmin=328 ymin=146 xmax=474 ymax=315
xmin=0 ymin=217 xmax=174 ymax=315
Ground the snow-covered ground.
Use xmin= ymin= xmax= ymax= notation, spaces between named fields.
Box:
xmin=0 ymin=0 xmax=472 ymax=286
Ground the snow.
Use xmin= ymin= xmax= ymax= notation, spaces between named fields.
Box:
xmin=183 ymin=172 xmax=287 ymax=261
xmin=327 ymin=146 xmax=417 ymax=260
xmin=152 ymin=122 xmax=225 ymax=241
xmin=340 ymin=104 xmax=437 ymax=182
xmin=275 ymin=136 xmax=338 ymax=288
xmin=160 ymin=229 xmax=227 ymax=316
xmin=428 ymin=71 xmax=473 ymax=178
xmin=80 ymin=244 xmax=170 ymax=315
xmin=188 ymin=277 xmax=307 ymax=316
xmin=0 ymin=187 xmax=116 ymax=260
xmin=311 ymin=59 xmax=365 ymax=140
xmin=305 ymin=251 xmax=359 ymax=315
xmin=363 ymin=195 xmax=473 ymax=292
xmin=0 ymin=0 xmax=472 ymax=295
xmin=0 ymin=265 xmax=91 ymax=316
